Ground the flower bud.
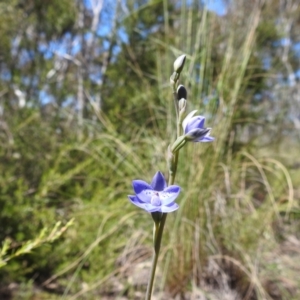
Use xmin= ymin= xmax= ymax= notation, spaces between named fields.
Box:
xmin=177 ymin=85 xmax=187 ymax=100
xmin=173 ymin=54 xmax=186 ymax=74
xmin=178 ymin=98 xmax=186 ymax=113
xmin=178 ymin=99 xmax=187 ymax=123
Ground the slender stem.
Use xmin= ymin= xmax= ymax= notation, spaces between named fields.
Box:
xmin=145 ymin=222 xmax=160 ymax=300
xmin=145 ymin=211 xmax=169 ymax=300
xmin=172 ymin=84 xmax=180 ymax=138
xmin=172 ymin=82 xmax=182 ymax=181
xmin=145 ymin=249 xmax=159 ymax=300
xmin=173 ymin=91 xmax=179 ymax=123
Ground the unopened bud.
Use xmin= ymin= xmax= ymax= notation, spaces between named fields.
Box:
xmin=173 ymin=54 xmax=186 ymax=74
xmin=177 ymin=85 xmax=187 ymax=100
xmin=178 ymin=98 xmax=186 ymax=113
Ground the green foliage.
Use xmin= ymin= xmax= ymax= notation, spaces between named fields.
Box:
xmin=32 ymin=0 xmax=76 ymax=37
xmin=0 ymin=1 xmax=22 ymax=59
xmin=0 ymin=220 xmax=73 ymax=269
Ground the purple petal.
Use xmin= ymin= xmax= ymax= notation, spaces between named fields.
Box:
xmin=161 ymin=202 xmax=179 ymax=213
xmin=185 ymin=128 xmax=210 ymax=141
xmin=184 ymin=116 xmax=205 ymax=134
xmin=132 ymin=180 xmax=154 ymax=203
xmin=159 ymin=185 xmax=181 ymax=205
xmin=128 ymin=195 xmax=158 ymax=212
xmin=197 ymin=136 xmax=214 ymax=142
xmin=182 ymin=110 xmax=198 ymax=131
xmin=151 ymin=171 xmax=167 ymax=191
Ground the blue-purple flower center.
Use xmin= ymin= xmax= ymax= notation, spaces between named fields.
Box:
xmin=151 ymin=193 xmax=161 ymax=206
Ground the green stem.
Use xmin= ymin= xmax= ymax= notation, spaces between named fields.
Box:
xmin=145 ymin=221 xmax=161 ymax=300
xmin=173 ymin=91 xmax=179 ymax=125
xmin=144 ymin=210 xmax=169 ymax=300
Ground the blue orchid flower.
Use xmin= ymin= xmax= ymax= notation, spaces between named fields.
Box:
xmin=182 ymin=110 xmax=214 ymax=142
xmin=128 ymin=171 xmax=180 ymax=213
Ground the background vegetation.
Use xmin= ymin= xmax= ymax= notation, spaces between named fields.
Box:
xmin=0 ymin=0 xmax=300 ymax=299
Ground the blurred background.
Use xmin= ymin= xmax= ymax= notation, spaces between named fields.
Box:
xmin=0 ymin=0 xmax=300 ymax=299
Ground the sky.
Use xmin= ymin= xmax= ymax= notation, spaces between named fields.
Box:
xmin=203 ymin=0 xmax=228 ymax=16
